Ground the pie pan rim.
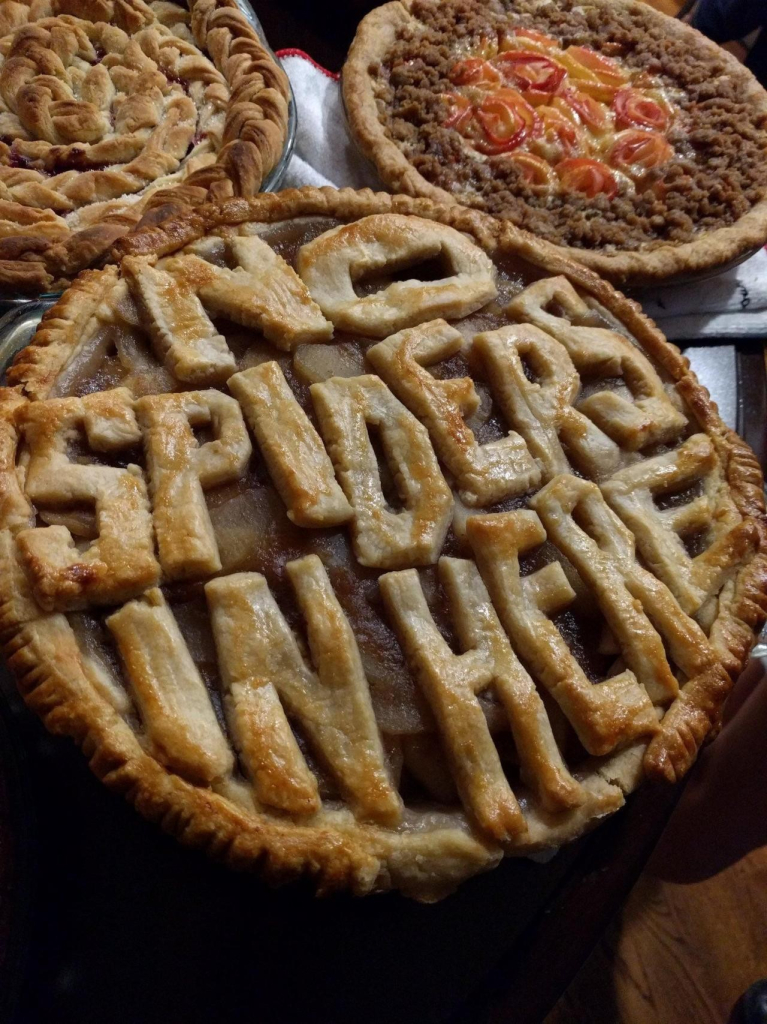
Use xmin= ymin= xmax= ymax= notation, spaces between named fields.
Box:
xmin=1 ymin=185 xmax=766 ymax=899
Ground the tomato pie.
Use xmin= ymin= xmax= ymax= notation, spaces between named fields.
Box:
xmin=0 ymin=188 xmax=765 ymax=899
xmin=344 ymin=0 xmax=767 ymax=285
xmin=0 ymin=0 xmax=289 ymax=295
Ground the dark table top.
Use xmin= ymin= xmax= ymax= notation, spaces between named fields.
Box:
xmin=0 ymin=669 xmax=686 ymax=1024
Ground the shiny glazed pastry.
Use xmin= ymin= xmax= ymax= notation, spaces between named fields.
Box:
xmin=0 ymin=187 xmax=765 ymax=899
xmin=0 ymin=0 xmax=289 ymax=294
xmin=343 ymin=0 xmax=767 ymax=285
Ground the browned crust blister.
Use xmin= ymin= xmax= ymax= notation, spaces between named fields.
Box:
xmin=341 ymin=0 xmax=767 ymax=286
xmin=1 ymin=187 xmax=766 ymax=898
xmin=0 ymin=0 xmax=290 ymax=296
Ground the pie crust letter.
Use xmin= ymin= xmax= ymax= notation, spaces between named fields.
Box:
xmin=380 ymin=558 xmax=583 ymax=841
xmin=368 ymin=320 xmax=540 ymax=505
xmin=137 ymin=390 xmax=251 ymax=580
xmin=600 ymin=434 xmax=756 ymax=618
xmin=467 ymin=509 xmax=659 ymax=756
xmin=507 ymin=277 xmax=687 ymax=449
xmin=107 ymin=588 xmax=234 ymax=785
xmin=311 ymin=374 xmax=453 ymax=568
xmin=473 ymin=323 xmax=621 ymax=480
xmin=297 ymin=214 xmax=497 ymax=337
xmin=16 ymin=388 xmax=159 ymax=611
xmin=206 ymin=557 xmax=402 ymax=825
xmin=228 ymin=362 xmax=352 ymax=528
xmin=123 ymin=236 xmax=332 ymax=383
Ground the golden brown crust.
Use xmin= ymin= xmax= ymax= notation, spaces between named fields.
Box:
xmin=0 ymin=0 xmax=290 ymax=297
xmin=341 ymin=0 xmax=767 ymax=286
xmin=1 ymin=186 xmax=765 ymax=897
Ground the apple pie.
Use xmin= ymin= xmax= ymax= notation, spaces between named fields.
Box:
xmin=0 ymin=187 xmax=764 ymax=899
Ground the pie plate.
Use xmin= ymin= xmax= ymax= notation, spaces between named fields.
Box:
xmin=342 ymin=0 xmax=767 ymax=287
xmin=1 ymin=291 xmax=765 ymax=1022
xmin=0 ymin=187 xmax=765 ymax=904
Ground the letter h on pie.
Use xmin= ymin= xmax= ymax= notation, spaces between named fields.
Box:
xmin=380 ymin=472 xmax=723 ymax=841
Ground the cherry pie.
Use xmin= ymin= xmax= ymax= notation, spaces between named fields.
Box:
xmin=0 ymin=187 xmax=765 ymax=899
xmin=0 ymin=0 xmax=289 ymax=295
xmin=343 ymin=0 xmax=767 ymax=285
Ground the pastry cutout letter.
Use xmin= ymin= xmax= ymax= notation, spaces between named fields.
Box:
xmin=380 ymin=560 xmax=583 ymax=840
xmin=16 ymin=388 xmax=159 ymax=611
xmin=473 ymin=323 xmax=621 ymax=480
xmin=507 ymin=277 xmax=687 ymax=449
xmin=530 ymin=474 xmax=719 ymax=701
xmin=123 ymin=237 xmax=332 ymax=382
xmin=530 ymin=474 xmax=732 ymax=783
xmin=311 ymin=374 xmax=453 ymax=568
xmin=107 ymin=588 xmax=234 ymax=785
xmin=297 ymin=214 xmax=497 ymax=337
xmin=368 ymin=320 xmax=540 ymax=506
xmin=136 ymin=390 xmax=251 ymax=580
xmin=228 ymin=362 xmax=352 ymax=527
xmin=438 ymin=557 xmax=584 ymax=812
xmin=601 ymin=434 xmax=755 ymax=618
xmin=467 ymin=509 xmax=659 ymax=756
xmin=123 ymin=256 xmax=237 ymax=385
xmin=206 ymin=557 xmax=402 ymax=824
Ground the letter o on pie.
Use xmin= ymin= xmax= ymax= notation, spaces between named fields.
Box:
xmin=296 ymin=214 xmax=498 ymax=337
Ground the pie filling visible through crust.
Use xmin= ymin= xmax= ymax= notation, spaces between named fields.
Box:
xmin=0 ymin=189 xmax=765 ymax=900
xmin=0 ymin=0 xmax=289 ymax=294
xmin=343 ymin=0 xmax=767 ymax=284
xmin=441 ymin=31 xmax=676 ymax=200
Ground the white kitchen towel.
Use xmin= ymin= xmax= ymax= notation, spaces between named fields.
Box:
xmin=278 ymin=50 xmax=767 ymax=341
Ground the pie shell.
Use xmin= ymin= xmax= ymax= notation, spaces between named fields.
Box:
xmin=0 ymin=0 xmax=290 ymax=296
xmin=342 ymin=0 xmax=767 ymax=287
xmin=1 ymin=186 xmax=766 ymax=899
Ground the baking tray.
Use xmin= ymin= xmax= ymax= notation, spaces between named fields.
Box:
xmin=0 ymin=312 xmax=764 ymax=1024
xmin=0 ymin=0 xmax=296 ymax=312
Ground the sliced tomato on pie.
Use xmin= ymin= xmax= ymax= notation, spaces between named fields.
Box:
xmin=559 ymin=88 xmax=612 ymax=134
xmin=530 ymin=106 xmax=582 ymax=163
xmin=508 ymin=151 xmax=556 ymax=188
xmin=608 ymin=129 xmax=673 ymax=172
xmin=556 ymin=157 xmax=618 ymax=198
xmin=492 ymin=51 xmax=566 ymax=104
xmin=558 ymin=46 xmax=628 ymax=103
xmin=441 ymin=92 xmax=473 ymax=131
xmin=613 ymin=88 xmax=671 ymax=132
xmin=449 ymin=57 xmax=501 ymax=89
xmin=474 ymin=89 xmax=538 ymax=155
